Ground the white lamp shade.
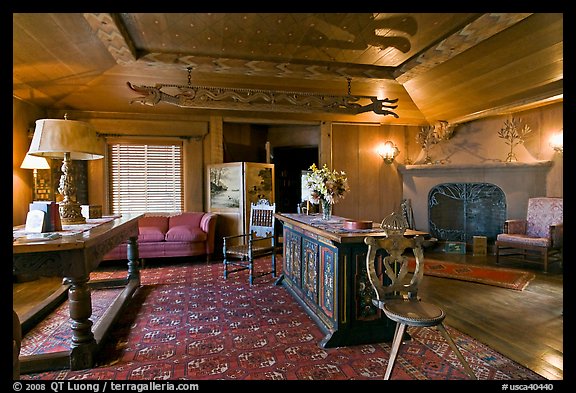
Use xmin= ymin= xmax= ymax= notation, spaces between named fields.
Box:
xmin=20 ymin=153 xmax=51 ymax=169
xmin=28 ymin=119 xmax=104 ymax=160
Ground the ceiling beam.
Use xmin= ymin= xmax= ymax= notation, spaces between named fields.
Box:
xmin=83 ymin=13 xmax=138 ymax=65
xmin=395 ymin=13 xmax=532 ymax=83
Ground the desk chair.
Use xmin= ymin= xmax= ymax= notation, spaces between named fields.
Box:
xmin=364 ymin=212 xmax=476 ymax=380
xmin=223 ymin=199 xmax=277 ymax=285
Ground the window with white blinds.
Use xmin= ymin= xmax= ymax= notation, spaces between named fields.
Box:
xmin=108 ymin=142 xmax=184 ymax=215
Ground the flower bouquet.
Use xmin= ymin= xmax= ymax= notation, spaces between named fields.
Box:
xmin=305 ymin=163 xmax=350 ymax=219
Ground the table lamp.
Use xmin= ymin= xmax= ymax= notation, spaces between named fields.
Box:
xmin=27 ymin=116 xmax=104 ymax=225
xmin=20 ymin=153 xmax=51 ymax=200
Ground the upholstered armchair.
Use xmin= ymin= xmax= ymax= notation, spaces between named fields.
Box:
xmin=496 ymin=197 xmax=563 ymax=272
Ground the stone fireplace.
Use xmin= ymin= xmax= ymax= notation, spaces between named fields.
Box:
xmin=428 ymin=182 xmax=506 ymax=243
xmin=398 ymin=161 xmax=552 ymax=244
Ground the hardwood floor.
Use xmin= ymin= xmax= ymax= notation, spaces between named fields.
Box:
xmin=420 ymin=249 xmax=563 ymax=380
xmin=13 ymin=250 xmax=563 ymax=380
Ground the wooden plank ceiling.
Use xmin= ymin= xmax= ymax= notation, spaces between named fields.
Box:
xmin=13 ymin=13 xmax=563 ymax=125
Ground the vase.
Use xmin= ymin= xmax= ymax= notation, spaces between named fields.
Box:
xmin=321 ymin=199 xmax=333 ymax=220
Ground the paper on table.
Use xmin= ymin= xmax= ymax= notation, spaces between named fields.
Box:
xmin=24 ymin=210 xmax=45 ymax=233
xmin=14 ymin=232 xmax=62 ymax=243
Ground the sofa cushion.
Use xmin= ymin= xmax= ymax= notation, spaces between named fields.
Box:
xmin=137 ymin=216 xmax=169 ymax=243
xmin=165 ymin=225 xmax=207 ymax=242
xmin=139 ymin=216 xmax=169 ymax=233
xmin=169 ymin=212 xmax=204 ymax=228
xmin=139 ymin=227 xmax=167 ymax=243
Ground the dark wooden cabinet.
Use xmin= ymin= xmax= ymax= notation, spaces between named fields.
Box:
xmin=277 ymin=213 xmax=396 ymax=348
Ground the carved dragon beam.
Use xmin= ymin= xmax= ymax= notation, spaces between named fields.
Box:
xmin=127 ymin=81 xmax=399 ymax=117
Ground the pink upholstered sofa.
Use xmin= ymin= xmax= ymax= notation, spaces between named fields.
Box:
xmin=103 ymin=212 xmax=218 ymax=262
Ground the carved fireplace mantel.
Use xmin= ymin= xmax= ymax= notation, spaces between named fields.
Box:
xmin=398 ymin=160 xmax=552 ymax=175
xmin=399 ymin=160 xmax=553 ymax=235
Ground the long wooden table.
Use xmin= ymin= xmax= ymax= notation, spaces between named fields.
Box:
xmin=275 ymin=213 xmax=431 ymax=348
xmin=13 ymin=214 xmax=143 ymax=372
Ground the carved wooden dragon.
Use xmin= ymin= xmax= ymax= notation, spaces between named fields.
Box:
xmin=127 ymin=81 xmax=399 ymax=117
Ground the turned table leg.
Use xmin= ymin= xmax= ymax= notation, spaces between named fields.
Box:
xmin=68 ymin=275 xmax=97 ymax=370
xmin=126 ymin=235 xmax=141 ymax=283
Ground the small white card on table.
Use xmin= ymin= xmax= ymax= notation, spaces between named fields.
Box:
xmin=25 ymin=210 xmax=46 ymax=233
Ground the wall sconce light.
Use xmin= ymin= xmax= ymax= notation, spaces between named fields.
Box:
xmin=549 ymin=130 xmax=563 ymax=154
xmin=377 ymin=141 xmax=400 ymax=164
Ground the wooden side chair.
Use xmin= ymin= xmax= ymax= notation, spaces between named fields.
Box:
xmin=496 ymin=197 xmax=563 ymax=272
xmin=223 ymin=199 xmax=277 ymax=285
xmin=364 ymin=212 xmax=476 ymax=380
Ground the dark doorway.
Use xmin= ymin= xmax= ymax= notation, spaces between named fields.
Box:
xmin=272 ymin=146 xmax=318 ymax=214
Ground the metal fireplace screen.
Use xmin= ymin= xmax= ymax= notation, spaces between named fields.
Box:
xmin=428 ymin=183 xmax=506 ymax=244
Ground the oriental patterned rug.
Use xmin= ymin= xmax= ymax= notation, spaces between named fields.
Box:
xmin=407 ymin=258 xmax=536 ymax=291
xmin=19 ymin=257 xmax=544 ymax=381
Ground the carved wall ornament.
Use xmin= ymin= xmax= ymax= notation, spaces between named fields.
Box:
xmin=497 ymin=117 xmax=532 ymax=162
xmin=416 ymin=120 xmax=455 ymax=164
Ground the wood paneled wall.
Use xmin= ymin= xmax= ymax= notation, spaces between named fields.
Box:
xmin=13 ymin=98 xmax=46 ymax=226
xmin=329 ymin=123 xmax=419 ymax=223
xmin=12 ymin=102 xmax=563 ymax=227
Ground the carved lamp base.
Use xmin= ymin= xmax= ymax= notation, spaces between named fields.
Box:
xmin=60 ymin=201 xmax=86 ymax=225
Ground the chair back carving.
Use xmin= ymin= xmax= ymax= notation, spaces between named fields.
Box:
xmin=249 ymin=199 xmax=276 ymax=238
xmin=365 ymin=212 xmax=426 ymax=303
xmin=365 ymin=234 xmax=426 ymax=302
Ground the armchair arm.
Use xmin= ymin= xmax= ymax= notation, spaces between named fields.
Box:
xmin=223 ymin=233 xmax=275 ymax=257
xmin=200 ymin=213 xmax=217 ymax=232
xmin=223 ymin=233 xmax=251 ymax=241
xmin=550 ymin=223 xmax=563 ymax=248
xmin=504 ymin=219 xmax=527 ymax=234
xmin=248 ymin=234 xmax=275 ymax=251
xmin=200 ymin=213 xmax=218 ymax=254
xmin=249 ymin=234 xmax=275 ymax=244
xmin=223 ymin=233 xmax=251 ymax=247
xmin=223 ymin=233 xmax=251 ymax=256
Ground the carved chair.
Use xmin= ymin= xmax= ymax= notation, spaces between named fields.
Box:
xmin=496 ymin=197 xmax=563 ymax=272
xmin=364 ymin=212 xmax=476 ymax=380
xmin=223 ymin=199 xmax=277 ymax=285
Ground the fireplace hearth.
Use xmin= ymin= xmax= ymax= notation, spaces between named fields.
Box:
xmin=399 ymin=161 xmax=552 ymax=243
xmin=428 ymin=183 xmax=505 ymax=243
